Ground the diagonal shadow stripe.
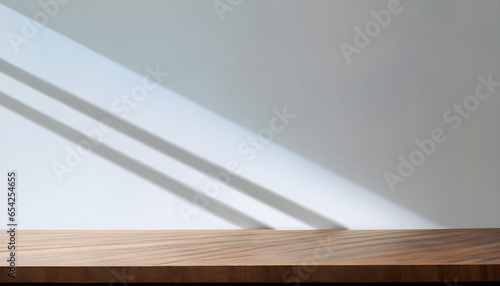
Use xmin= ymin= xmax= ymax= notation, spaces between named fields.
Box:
xmin=0 ymin=92 xmax=271 ymax=229
xmin=0 ymin=59 xmax=346 ymax=229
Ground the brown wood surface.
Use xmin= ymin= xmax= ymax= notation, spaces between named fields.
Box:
xmin=1 ymin=229 xmax=499 ymax=283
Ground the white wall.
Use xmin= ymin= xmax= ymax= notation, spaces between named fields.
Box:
xmin=0 ymin=0 xmax=499 ymax=229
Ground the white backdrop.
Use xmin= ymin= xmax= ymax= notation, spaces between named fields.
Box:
xmin=0 ymin=0 xmax=499 ymax=230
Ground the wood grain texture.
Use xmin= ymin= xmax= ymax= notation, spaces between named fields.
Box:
xmin=1 ymin=229 xmax=499 ymax=283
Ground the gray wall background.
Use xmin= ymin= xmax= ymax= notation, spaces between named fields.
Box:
xmin=0 ymin=0 xmax=499 ymax=229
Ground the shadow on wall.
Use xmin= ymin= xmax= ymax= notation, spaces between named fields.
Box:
xmin=2 ymin=0 xmax=500 ymax=228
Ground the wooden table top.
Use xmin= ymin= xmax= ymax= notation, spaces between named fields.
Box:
xmin=1 ymin=229 xmax=499 ymax=283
